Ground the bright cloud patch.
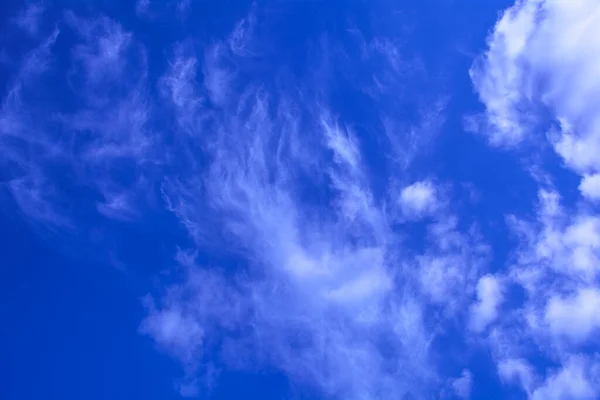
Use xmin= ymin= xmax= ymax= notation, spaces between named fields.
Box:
xmin=469 ymin=274 xmax=503 ymax=333
xmin=580 ymin=173 xmax=600 ymax=202
xmin=471 ymin=0 xmax=600 ymax=178
xmin=545 ymin=287 xmax=600 ymax=343
xmin=399 ymin=180 xmax=439 ymax=220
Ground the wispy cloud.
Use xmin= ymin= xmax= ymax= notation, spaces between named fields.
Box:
xmin=0 ymin=28 xmax=63 ymax=225
xmin=13 ymin=2 xmax=45 ymax=37
xmin=142 ymin=9 xmax=471 ymax=399
xmin=1 ymin=8 xmax=155 ymax=231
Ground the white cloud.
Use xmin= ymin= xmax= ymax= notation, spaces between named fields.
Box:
xmin=579 ymin=173 xmax=600 ymax=202
xmin=469 ymin=274 xmax=503 ymax=333
xmin=471 ymin=0 xmax=600 ymax=179
xmin=545 ymin=287 xmax=600 ymax=343
xmin=155 ymin=96 xmax=430 ymax=395
xmin=399 ymin=180 xmax=438 ymax=220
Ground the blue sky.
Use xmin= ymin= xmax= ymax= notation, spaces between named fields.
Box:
xmin=2 ymin=0 xmax=600 ymax=399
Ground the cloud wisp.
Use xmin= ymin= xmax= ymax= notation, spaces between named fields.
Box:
xmin=144 ymin=9 xmax=475 ymax=400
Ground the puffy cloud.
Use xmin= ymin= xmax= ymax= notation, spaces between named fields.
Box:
xmin=469 ymin=274 xmax=503 ymax=332
xmin=545 ymin=287 xmax=600 ymax=343
xmin=471 ymin=0 xmax=600 ymax=210
xmin=141 ymin=9 xmax=464 ymax=399
xmin=399 ymin=180 xmax=439 ymax=220
xmin=579 ymin=173 xmax=600 ymax=202
xmin=477 ymin=187 xmax=600 ymax=398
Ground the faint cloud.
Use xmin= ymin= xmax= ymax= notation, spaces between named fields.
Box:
xmin=451 ymin=369 xmax=473 ymax=399
xmin=497 ymin=358 xmax=536 ymax=394
xmin=13 ymin=2 xmax=45 ymax=37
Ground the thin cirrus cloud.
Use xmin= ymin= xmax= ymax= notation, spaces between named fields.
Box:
xmin=1 ymin=11 xmax=155 ymax=228
xmin=140 ymin=7 xmax=485 ymax=400
xmin=147 ymin=14 xmax=443 ymax=397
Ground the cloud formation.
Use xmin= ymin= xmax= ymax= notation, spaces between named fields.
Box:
xmin=471 ymin=1 xmax=600 ymax=396
xmin=469 ymin=274 xmax=503 ymax=333
xmin=471 ymin=0 xmax=600 ymax=178
xmin=142 ymin=8 xmax=467 ymax=400
xmin=398 ymin=180 xmax=439 ymax=220
xmin=151 ymin=34 xmax=435 ymax=398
